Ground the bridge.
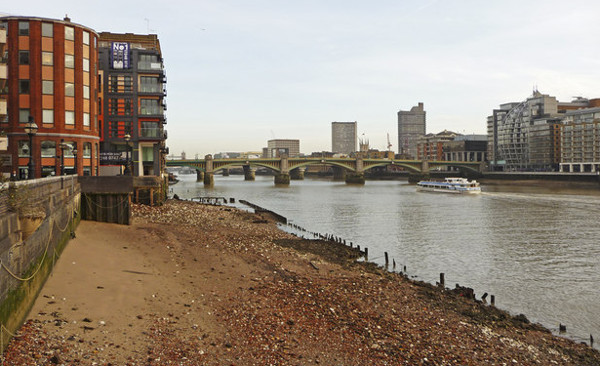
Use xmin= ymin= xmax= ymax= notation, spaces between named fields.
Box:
xmin=167 ymin=155 xmax=484 ymax=185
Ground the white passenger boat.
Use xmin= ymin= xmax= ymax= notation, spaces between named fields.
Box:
xmin=416 ymin=177 xmax=481 ymax=194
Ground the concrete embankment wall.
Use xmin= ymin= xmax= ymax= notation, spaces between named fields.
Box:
xmin=0 ymin=176 xmax=80 ymax=353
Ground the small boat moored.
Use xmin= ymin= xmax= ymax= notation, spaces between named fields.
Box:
xmin=416 ymin=177 xmax=481 ymax=194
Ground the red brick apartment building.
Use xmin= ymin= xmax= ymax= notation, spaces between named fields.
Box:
xmin=0 ymin=16 xmax=99 ymax=179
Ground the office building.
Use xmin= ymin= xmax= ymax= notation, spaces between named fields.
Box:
xmin=397 ymin=103 xmax=426 ymax=159
xmin=331 ymin=121 xmax=357 ymax=155
xmin=560 ymin=102 xmax=600 ymax=172
xmin=487 ymin=91 xmax=564 ymax=171
xmin=0 ymin=16 xmax=100 ymax=178
xmin=443 ymin=134 xmax=488 ymax=163
xmin=265 ymin=139 xmax=300 ymax=158
xmin=97 ymin=32 xmax=167 ymax=176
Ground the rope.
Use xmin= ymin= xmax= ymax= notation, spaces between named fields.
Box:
xmin=84 ymin=194 xmax=129 ymax=209
xmin=0 ymin=216 xmax=54 ymax=282
xmin=54 ymin=203 xmax=74 ymax=233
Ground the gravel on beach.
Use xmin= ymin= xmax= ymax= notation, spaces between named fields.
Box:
xmin=3 ymin=199 xmax=599 ymax=365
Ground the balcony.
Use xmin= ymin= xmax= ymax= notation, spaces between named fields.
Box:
xmin=139 ymin=127 xmax=164 ymax=140
xmin=137 ymin=61 xmax=163 ymax=71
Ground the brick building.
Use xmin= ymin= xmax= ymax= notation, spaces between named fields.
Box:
xmin=0 ymin=16 xmax=99 ymax=178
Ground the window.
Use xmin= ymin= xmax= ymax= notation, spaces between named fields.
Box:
xmin=41 ymin=23 xmax=53 ymax=37
xmin=65 ymin=111 xmax=75 ymax=125
xmin=42 ymin=109 xmax=54 ymax=124
xmin=83 ymin=85 xmax=90 ymax=99
xmin=19 ymin=51 xmax=29 ymax=65
xmin=109 ymin=98 xmax=133 ymax=116
xmin=83 ymin=112 xmax=90 ymax=127
xmin=83 ymin=58 xmax=89 ymax=72
xmin=41 ymin=140 xmax=56 ymax=157
xmin=63 ymin=142 xmax=75 ymax=157
xmin=42 ymin=80 xmax=54 ymax=94
xmin=138 ymin=54 xmax=161 ymax=70
xmin=142 ymin=146 xmax=154 ymax=162
xmin=19 ymin=80 xmax=30 ymax=94
xmin=65 ymin=54 xmax=74 ymax=68
xmin=65 ymin=26 xmax=74 ymax=41
xmin=139 ymin=99 xmax=161 ymax=115
xmin=18 ymin=21 xmax=29 ymax=36
xmin=82 ymin=31 xmax=90 ymax=45
xmin=140 ymin=76 xmax=160 ymax=93
xmin=65 ymin=82 xmax=74 ymax=97
xmin=42 ymin=51 xmax=53 ymax=65
xmin=108 ymin=75 xmax=133 ymax=93
xmin=42 ymin=166 xmax=56 ymax=177
xmin=141 ymin=121 xmax=160 ymax=138
xmin=19 ymin=109 xmax=30 ymax=123
xmin=83 ymin=142 xmax=91 ymax=158
xmin=18 ymin=141 xmax=30 ymax=157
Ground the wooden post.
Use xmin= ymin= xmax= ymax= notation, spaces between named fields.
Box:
xmin=384 ymin=252 xmax=389 ymax=267
xmin=439 ymin=273 xmax=445 ymax=287
xmin=491 ymin=295 xmax=495 ymax=306
xmin=364 ymin=247 xmax=368 ymax=258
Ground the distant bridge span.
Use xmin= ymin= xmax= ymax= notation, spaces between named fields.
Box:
xmin=167 ymin=156 xmax=483 ymax=185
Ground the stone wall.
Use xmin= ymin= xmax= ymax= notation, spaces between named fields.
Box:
xmin=0 ymin=176 xmax=80 ymax=352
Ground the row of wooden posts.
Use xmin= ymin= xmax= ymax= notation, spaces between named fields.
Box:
xmin=189 ymin=196 xmax=596 ymax=350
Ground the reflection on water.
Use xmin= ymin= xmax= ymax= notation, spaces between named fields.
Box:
xmin=171 ymin=174 xmax=600 ymax=347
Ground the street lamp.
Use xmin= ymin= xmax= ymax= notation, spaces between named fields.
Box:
xmin=124 ymin=134 xmax=131 ymax=175
xmin=24 ymin=116 xmax=38 ymax=179
xmin=59 ymin=142 xmax=70 ymax=175
xmin=72 ymin=147 xmax=78 ymax=176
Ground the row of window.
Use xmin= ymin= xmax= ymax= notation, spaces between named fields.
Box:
xmin=18 ymin=108 xmax=90 ymax=126
xmin=18 ymin=50 xmax=90 ymax=71
xmin=18 ymin=140 xmax=94 ymax=158
xmin=18 ymin=80 xmax=90 ymax=98
xmin=18 ymin=21 xmax=91 ymax=45
xmin=104 ymin=75 xmax=163 ymax=93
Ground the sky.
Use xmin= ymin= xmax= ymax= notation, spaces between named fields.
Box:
xmin=4 ymin=1 xmax=600 ymax=156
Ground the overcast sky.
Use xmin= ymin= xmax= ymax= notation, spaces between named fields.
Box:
xmin=4 ymin=1 xmax=600 ymax=156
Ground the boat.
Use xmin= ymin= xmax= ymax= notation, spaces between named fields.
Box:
xmin=416 ymin=177 xmax=481 ymax=194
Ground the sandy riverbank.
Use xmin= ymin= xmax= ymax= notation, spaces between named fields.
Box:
xmin=3 ymin=199 xmax=600 ymax=365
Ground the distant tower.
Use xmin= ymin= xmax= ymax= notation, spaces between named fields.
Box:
xmin=397 ymin=103 xmax=426 ymax=159
xmin=181 ymin=151 xmax=186 ymax=160
xmin=332 ymin=122 xmax=357 ymax=155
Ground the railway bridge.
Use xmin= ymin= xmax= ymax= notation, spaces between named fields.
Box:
xmin=167 ymin=155 xmax=484 ymax=186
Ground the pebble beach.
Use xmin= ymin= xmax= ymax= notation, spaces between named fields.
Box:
xmin=2 ymin=199 xmax=599 ymax=365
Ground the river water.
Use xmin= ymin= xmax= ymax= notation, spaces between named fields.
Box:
xmin=171 ymin=174 xmax=600 ymax=347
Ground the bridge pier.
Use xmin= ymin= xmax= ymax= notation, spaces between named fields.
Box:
xmin=332 ymin=167 xmax=346 ymax=181
xmin=290 ymin=167 xmax=305 ymax=180
xmin=243 ymin=165 xmax=256 ymax=181
xmin=204 ymin=172 xmax=214 ymax=186
xmin=196 ymin=170 xmax=204 ymax=182
xmin=222 ymin=168 xmax=230 ymax=176
xmin=345 ymin=172 xmax=365 ymax=185
xmin=274 ymin=173 xmax=290 ymax=185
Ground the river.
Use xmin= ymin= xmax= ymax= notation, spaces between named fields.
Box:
xmin=171 ymin=173 xmax=600 ymax=348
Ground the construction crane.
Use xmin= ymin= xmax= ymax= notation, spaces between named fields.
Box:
xmin=387 ymin=133 xmax=392 ymax=151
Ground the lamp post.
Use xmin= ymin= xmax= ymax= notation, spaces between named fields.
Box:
xmin=59 ymin=142 xmax=69 ymax=175
xmin=24 ymin=116 xmax=38 ymax=179
xmin=72 ymin=147 xmax=78 ymax=176
xmin=124 ymin=134 xmax=131 ymax=175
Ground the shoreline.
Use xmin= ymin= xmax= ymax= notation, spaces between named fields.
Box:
xmin=3 ymin=199 xmax=600 ymax=365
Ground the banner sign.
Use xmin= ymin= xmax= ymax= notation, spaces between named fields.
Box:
xmin=100 ymin=152 xmax=126 ymax=165
xmin=111 ymin=42 xmax=130 ymax=69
